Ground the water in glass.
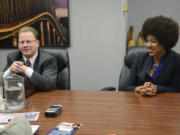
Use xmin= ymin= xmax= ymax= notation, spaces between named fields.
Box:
xmin=4 ymin=74 xmax=25 ymax=110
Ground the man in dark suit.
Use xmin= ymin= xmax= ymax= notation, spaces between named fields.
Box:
xmin=3 ymin=26 xmax=57 ymax=97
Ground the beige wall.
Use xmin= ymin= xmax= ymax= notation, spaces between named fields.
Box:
xmin=69 ymin=0 xmax=125 ymax=90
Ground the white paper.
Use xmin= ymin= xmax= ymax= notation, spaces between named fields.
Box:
xmin=0 ymin=112 xmax=40 ymax=123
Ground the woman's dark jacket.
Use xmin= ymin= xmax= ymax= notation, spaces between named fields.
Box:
xmin=127 ymin=50 xmax=180 ymax=92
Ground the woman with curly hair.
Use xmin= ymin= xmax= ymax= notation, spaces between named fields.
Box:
xmin=127 ymin=15 xmax=180 ymax=96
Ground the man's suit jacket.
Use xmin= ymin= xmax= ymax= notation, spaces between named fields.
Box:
xmin=127 ymin=50 xmax=180 ymax=92
xmin=4 ymin=48 xmax=58 ymax=91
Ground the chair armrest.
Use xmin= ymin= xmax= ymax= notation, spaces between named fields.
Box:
xmin=101 ymin=87 xmax=116 ymax=91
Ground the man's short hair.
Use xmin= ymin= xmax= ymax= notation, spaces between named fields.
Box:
xmin=18 ymin=26 xmax=39 ymax=40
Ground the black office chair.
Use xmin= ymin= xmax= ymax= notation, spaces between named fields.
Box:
xmin=45 ymin=48 xmax=70 ymax=90
xmin=102 ymin=46 xmax=147 ymax=91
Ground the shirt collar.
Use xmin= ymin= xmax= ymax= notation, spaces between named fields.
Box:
xmin=23 ymin=51 xmax=38 ymax=67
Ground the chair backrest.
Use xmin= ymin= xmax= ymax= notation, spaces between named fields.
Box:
xmin=118 ymin=46 xmax=147 ymax=91
xmin=45 ymin=48 xmax=70 ymax=90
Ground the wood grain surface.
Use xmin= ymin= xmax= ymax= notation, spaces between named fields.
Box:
xmin=19 ymin=90 xmax=180 ymax=135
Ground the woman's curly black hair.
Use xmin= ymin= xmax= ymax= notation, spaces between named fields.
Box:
xmin=141 ymin=15 xmax=179 ymax=50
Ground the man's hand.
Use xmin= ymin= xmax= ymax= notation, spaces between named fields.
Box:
xmin=10 ymin=61 xmax=27 ymax=74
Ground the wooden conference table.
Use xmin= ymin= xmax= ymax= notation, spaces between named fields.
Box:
xmin=20 ymin=90 xmax=180 ymax=135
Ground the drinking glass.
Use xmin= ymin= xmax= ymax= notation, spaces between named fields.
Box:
xmin=3 ymin=74 xmax=25 ymax=110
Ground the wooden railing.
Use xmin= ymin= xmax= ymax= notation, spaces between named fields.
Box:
xmin=0 ymin=0 xmax=68 ymax=47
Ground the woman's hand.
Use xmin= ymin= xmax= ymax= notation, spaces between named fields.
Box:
xmin=5 ymin=115 xmax=24 ymax=127
xmin=135 ymin=82 xmax=157 ymax=96
xmin=135 ymin=86 xmax=143 ymax=92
